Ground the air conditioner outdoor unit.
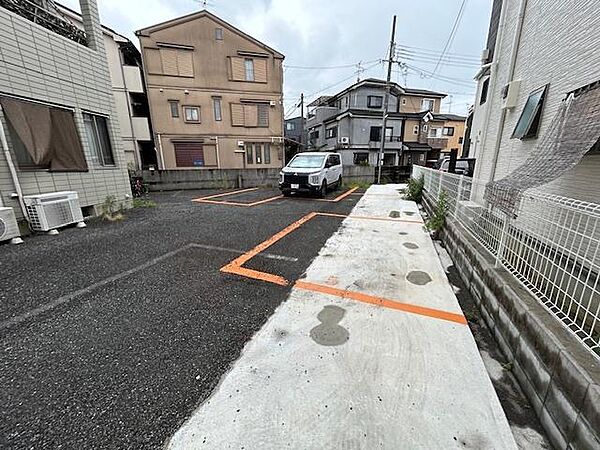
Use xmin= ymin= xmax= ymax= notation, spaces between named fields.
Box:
xmin=269 ymin=100 xmax=277 ymax=107
xmin=501 ymin=80 xmax=521 ymax=109
xmin=0 ymin=207 xmax=21 ymax=243
xmin=23 ymin=191 xmax=84 ymax=232
xmin=339 ymin=136 xmax=350 ymax=145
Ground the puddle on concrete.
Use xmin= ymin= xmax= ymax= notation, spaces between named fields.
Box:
xmin=403 ymin=242 xmax=419 ymax=250
xmin=404 ymin=211 xmax=416 ymax=216
xmin=389 ymin=210 xmax=401 ymax=218
xmin=398 ymin=231 xmax=408 ymax=236
xmin=310 ymin=305 xmax=349 ymax=346
xmin=406 ymin=270 xmax=432 ymax=285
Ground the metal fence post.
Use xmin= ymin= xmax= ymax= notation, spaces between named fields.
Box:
xmin=495 ymin=212 xmax=509 ymax=268
xmin=455 ymin=175 xmax=464 ymax=216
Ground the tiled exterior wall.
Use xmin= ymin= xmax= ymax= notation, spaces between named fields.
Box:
xmin=471 ymin=0 xmax=600 ymax=203
xmin=0 ymin=1 xmax=131 ymax=219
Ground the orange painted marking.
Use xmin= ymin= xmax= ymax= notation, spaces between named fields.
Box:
xmin=295 ymin=280 xmax=467 ymax=325
xmin=316 ymin=186 xmax=359 ymax=202
xmin=193 ymin=193 xmax=283 ymax=207
xmin=221 ymin=212 xmax=317 ymax=271
xmin=221 ymin=264 xmax=288 ymax=286
xmin=192 ymin=187 xmax=258 ymax=201
xmin=246 ymin=195 xmax=284 ymax=206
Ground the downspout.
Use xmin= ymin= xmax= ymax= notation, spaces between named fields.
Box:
xmin=157 ymin=133 xmax=166 ymax=169
xmin=487 ymin=0 xmax=528 ymax=183
xmin=215 ymin=136 xmax=221 ymax=168
xmin=0 ymin=106 xmax=28 ymax=220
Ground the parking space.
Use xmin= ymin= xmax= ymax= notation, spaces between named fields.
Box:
xmin=0 ymin=186 xmax=364 ymax=449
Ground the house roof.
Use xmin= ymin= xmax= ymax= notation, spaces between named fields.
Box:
xmin=135 ymin=10 xmax=284 ymax=59
xmin=307 ymin=96 xmax=333 ymax=107
xmin=403 ymin=142 xmax=432 ymax=151
xmin=432 ymin=113 xmax=467 ymax=122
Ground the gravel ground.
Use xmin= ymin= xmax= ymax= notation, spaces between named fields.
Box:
xmin=0 ymin=188 xmax=362 ymax=449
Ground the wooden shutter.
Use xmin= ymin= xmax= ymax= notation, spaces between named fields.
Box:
xmin=230 ymin=56 xmax=245 ymax=81
xmin=177 ymin=51 xmax=194 ymax=77
xmin=161 ymin=49 xmax=178 ymax=76
xmin=254 ymin=58 xmax=267 ymax=82
xmin=174 ymin=142 xmax=204 ymax=167
xmin=231 ymin=103 xmax=245 ymax=126
xmin=144 ymin=48 xmax=162 ymax=74
xmin=243 ymin=104 xmax=258 ymax=127
xmin=257 ymin=104 xmax=269 ymax=127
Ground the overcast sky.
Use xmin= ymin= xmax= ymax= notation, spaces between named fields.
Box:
xmin=63 ymin=0 xmax=492 ymax=117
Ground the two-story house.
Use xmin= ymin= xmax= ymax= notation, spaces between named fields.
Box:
xmin=136 ymin=10 xmax=285 ymax=170
xmin=284 ymin=115 xmax=304 ymax=161
xmin=305 ymin=78 xmax=447 ymax=167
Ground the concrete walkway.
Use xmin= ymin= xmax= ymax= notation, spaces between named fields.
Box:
xmin=168 ymin=184 xmax=517 ymax=449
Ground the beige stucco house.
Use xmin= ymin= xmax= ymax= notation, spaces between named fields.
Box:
xmin=136 ymin=10 xmax=285 ymax=170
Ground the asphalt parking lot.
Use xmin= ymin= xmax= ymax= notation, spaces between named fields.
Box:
xmin=0 ymin=187 xmax=363 ymax=449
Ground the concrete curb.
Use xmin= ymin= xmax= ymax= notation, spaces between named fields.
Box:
xmin=423 ymin=195 xmax=600 ymax=450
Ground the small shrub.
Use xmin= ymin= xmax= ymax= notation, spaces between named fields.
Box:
xmin=344 ymin=180 xmax=372 ymax=189
xmin=405 ymin=175 xmax=424 ymax=203
xmin=426 ymin=190 xmax=449 ymax=234
xmin=100 ymin=195 xmax=124 ymax=221
xmin=133 ymin=198 xmax=157 ymax=208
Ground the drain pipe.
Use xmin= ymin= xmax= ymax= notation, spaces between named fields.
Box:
xmin=487 ymin=0 xmax=528 ymax=183
xmin=0 ymin=107 xmax=27 ymax=220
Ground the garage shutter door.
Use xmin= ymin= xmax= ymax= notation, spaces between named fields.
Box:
xmin=174 ymin=142 xmax=204 ymax=167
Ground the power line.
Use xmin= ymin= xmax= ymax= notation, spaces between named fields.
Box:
xmin=398 ymin=44 xmax=480 ymax=61
xmin=430 ymin=0 xmax=468 ymax=78
xmin=283 ymin=59 xmax=380 ymax=70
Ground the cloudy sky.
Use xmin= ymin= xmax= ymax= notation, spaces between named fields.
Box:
xmin=63 ymin=0 xmax=492 ymax=117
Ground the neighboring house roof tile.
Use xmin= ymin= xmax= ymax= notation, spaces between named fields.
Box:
xmin=432 ymin=113 xmax=467 ymax=121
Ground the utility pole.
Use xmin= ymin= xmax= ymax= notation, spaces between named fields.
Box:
xmin=299 ymin=93 xmax=305 ymax=149
xmin=377 ymin=15 xmax=397 ymax=184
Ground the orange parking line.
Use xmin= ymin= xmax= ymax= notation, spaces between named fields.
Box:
xmin=246 ymin=195 xmax=284 ymax=206
xmin=316 ymin=186 xmax=359 ymax=202
xmin=193 ymin=187 xmax=258 ymax=201
xmin=295 ymin=280 xmax=467 ymax=325
xmin=221 ymin=264 xmax=288 ymax=286
xmin=222 ymin=212 xmax=318 ymax=270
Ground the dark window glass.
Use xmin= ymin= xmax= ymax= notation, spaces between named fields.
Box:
xmin=264 ymin=143 xmax=271 ymax=164
xmin=511 ymin=85 xmax=548 ymax=139
xmin=480 ymin=78 xmax=490 ymax=105
xmin=367 ymin=96 xmax=383 ymax=108
xmin=246 ymin=143 xmax=253 ymax=164
xmin=169 ymin=100 xmax=179 ymax=118
xmin=370 ymin=126 xmax=381 ymax=141
xmin=83 ymin=113 xmax=114 ymax=166
xmin=353 ymin=152 xmax=369 ymax=165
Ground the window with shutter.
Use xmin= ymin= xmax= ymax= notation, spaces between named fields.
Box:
xmin=257 ymin=104 xmax=269 ymax=127
xmin=174 ymin=142 xmax=204 ymax=167
xmin=230 ymin=57 xmax=246 ymax=81
xmin=231 ymin=103 xmax=245 ymax=126
xmin=177 ymin=51 xmax=194 ymax=77
xmin=243 ymin=104 xmax=258 ymax=127
xmin=145 ymin=48 xmax=162 ymax=74
xmin=254 ymin=58 xmax=267 ymax=82
xmin=161 ymin=49 xmax=179 ymax=75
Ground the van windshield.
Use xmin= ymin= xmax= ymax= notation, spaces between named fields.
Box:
xmin=287 ymin=155 xmax=326 ymax=168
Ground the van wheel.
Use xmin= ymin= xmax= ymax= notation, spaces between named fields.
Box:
xmin=319 ymin=180 xmax=327 ymax=198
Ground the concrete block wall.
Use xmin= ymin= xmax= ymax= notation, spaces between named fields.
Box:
xmin=0 ymin=1 xmax=132 ymax=219
xmin=136 ymin=165 xmax=374 ymax=191
xmin=471 ymin=0 xmax=600 ymax=203
xmin=424 ymin=194 xmax=600 ymax=449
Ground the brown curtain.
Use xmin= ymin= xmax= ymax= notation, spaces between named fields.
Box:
xmin=1 ymin=97 xmax=88 ymax=172
xmin=49 ymin=108 xmax=88 ymax=171
xmin=0 ymin=97 xmax=53 ymax=165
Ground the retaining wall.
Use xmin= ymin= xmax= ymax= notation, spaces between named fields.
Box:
xmin=423 ymin=195 xmax=600 ymax=449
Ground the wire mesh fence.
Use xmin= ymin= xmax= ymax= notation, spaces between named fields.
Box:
xmin=413 ymin=165 xmax=600 ymax=358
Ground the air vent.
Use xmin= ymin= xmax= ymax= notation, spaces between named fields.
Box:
xmin=23 ymin=191 xmax=84 ymax=232
xmin=0 ymin=207 xmax=21 ymax=242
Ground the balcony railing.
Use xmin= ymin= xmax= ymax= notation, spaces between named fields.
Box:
xmin=1 ymin=0 xmax=87 ymax=46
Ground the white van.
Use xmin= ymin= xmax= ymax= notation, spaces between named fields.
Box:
xmin=279 ymin=152 xmax=343 ymax=197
